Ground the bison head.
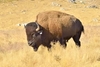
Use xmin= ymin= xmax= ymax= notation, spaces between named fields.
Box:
xmin=25 ymin=22 xmax=43 ymax=51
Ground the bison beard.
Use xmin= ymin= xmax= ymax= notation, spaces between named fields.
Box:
xmin=25 ymin=11 xmax=84 ymax=51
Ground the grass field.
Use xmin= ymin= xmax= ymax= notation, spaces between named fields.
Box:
xmin=0 ymin=0 xmax=100 ymax=67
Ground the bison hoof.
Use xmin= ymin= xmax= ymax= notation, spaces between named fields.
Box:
xmin=62 ymin=45 xmax=66 ymax=49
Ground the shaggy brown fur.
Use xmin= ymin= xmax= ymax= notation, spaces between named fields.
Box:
xmin=35 ymin=11 xmax=84 ymax=47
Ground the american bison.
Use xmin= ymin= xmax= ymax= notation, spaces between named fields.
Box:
xmin=25 ymin=11 xmax=84 ymax=51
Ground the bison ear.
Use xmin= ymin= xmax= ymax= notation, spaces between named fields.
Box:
xmin=24 ymin=23 xmax=28 ymax=28
xmin=24 ymin=25 xmax=26 ymax=28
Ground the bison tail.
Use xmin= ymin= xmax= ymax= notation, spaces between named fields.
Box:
xmin=76 ymin=19 xmax=84 ymax=34
xmin=81 ymin=25 xmax=84 ymax=34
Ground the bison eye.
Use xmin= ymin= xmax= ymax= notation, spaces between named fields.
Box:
xmin=32 ymin=33 xmax=38 ymax=37
xmin=32 ymin=31 xmax=42 ymax=38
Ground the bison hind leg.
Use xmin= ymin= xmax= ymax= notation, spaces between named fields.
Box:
xmin=59 ymin=39 xmax=67 ymax=48
xmin=72 ymin=32 xmax=81 ymax=47
xmin=62 ymin=41 xmax=67 ymax=48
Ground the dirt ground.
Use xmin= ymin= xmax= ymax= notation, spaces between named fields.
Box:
xmin=0 ymin=0 xmax=100 ymax=67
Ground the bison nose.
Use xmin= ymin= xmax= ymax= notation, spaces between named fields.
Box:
xmin=28 ymin=41 xmax=32 ymax=46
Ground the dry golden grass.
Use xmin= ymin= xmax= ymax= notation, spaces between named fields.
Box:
xmin=0 ymin=0 xmax=100 ymax=67
xmin=0 ymin=0 xmax=17 ymax=3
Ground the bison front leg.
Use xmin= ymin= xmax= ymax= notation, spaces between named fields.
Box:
xmin=47 ymin=44 xmax=52 ymax=51
xmin=45 ymin=41 xmax=52 ymax=51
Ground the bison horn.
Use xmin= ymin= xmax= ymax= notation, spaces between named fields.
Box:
xmin=36 ymin=23 xmax=40 ymax=31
